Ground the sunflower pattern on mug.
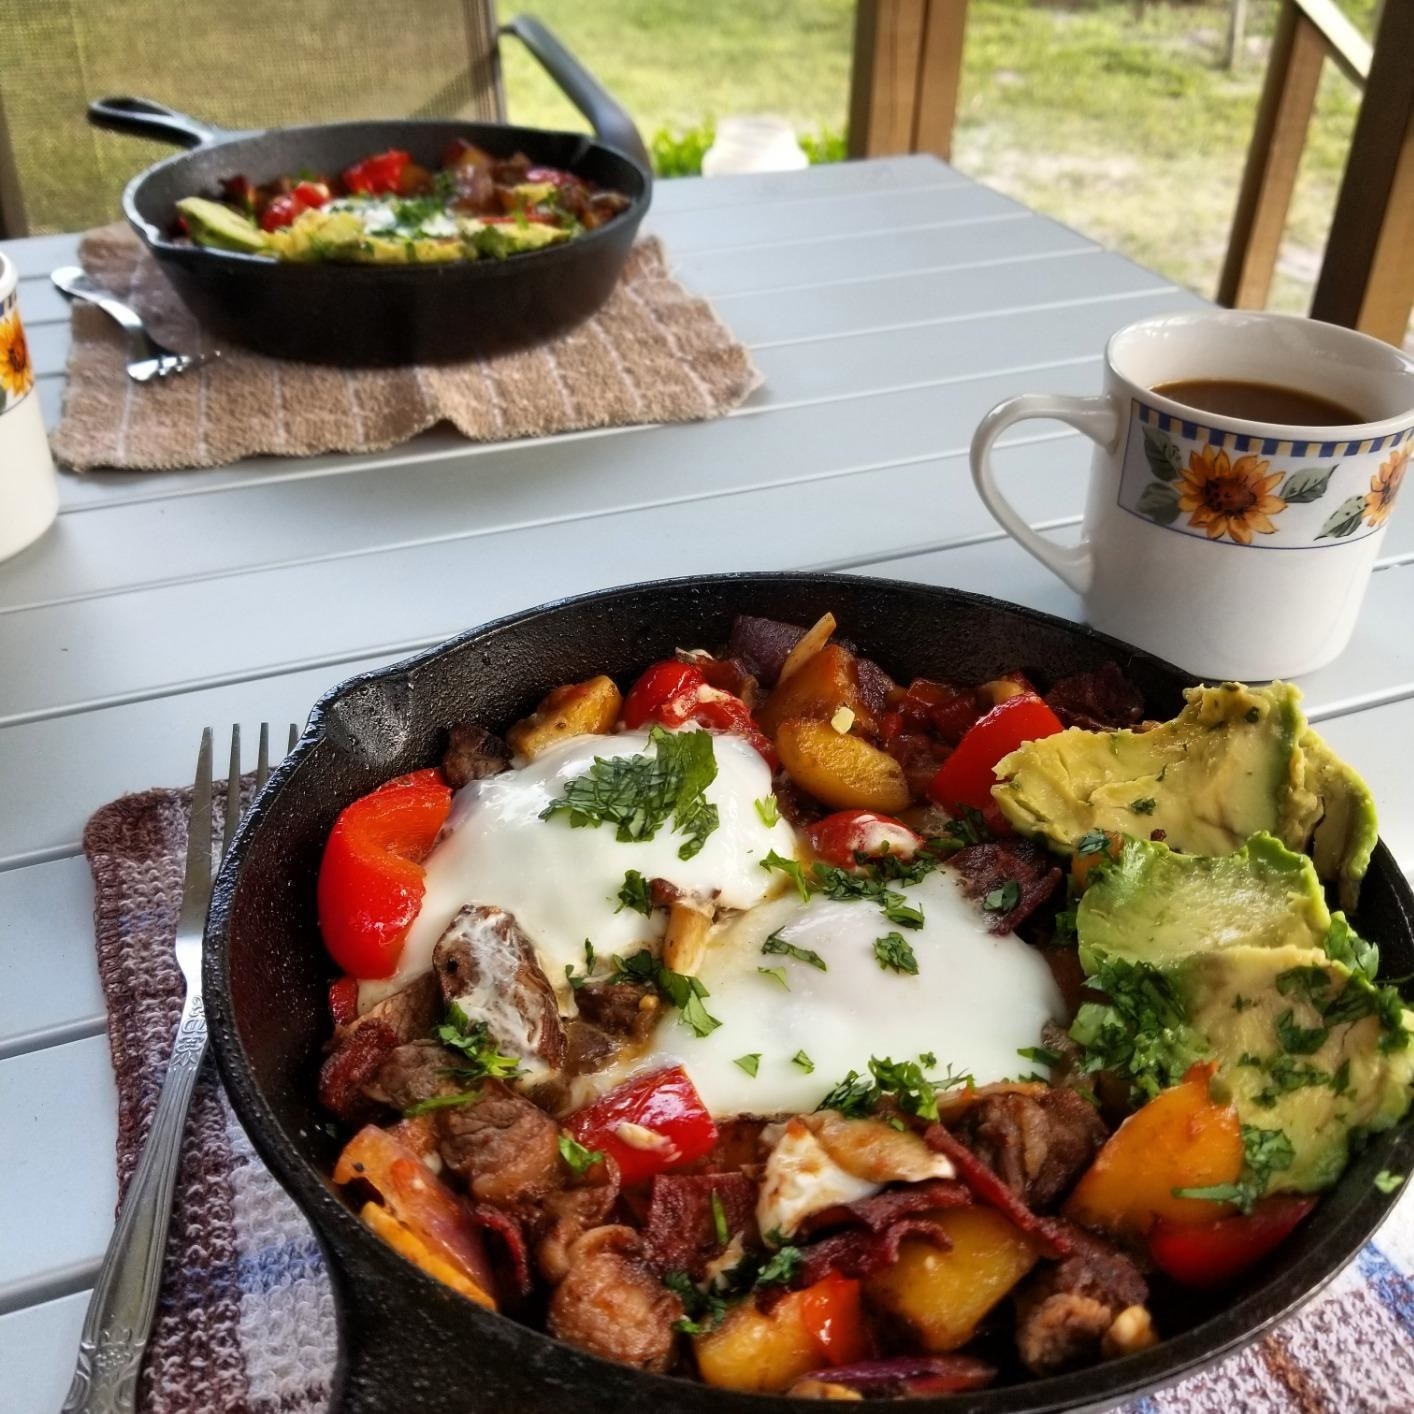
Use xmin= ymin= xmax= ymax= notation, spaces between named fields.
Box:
xmin=0 ymin=288 xmax=34 ymax=411
xmin=1120 ymin=401 xmax=1412 ymax=549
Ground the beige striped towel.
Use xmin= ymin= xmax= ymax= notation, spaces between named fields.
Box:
xmin=51 ymin=223 xmax=760 ymax=472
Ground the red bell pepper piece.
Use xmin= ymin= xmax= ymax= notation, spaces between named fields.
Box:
xmin=260 ymin=193 xmax=307 ymax=231
xmin=564 ymin=1065 xmax=717 ymax=1187
xmin=928 ymin=693 xmax=1064 ymax=816
xmin=622 ymin=660 xmax=777 ymax=768
xmin=342 ymin=149 xmax=411 ymax=196
xmin=807 ymin=809 xmax=923 ymax=870
xmin=1148 ymin=1195 xmax=1317 ymax=1287
xmin=798 ymin=1272 xmax=872 ymax=1366
xmin=317 ymin=768 xmax=452 ymax=980
xmin=292 ymin=180 xmax=331 ymax=209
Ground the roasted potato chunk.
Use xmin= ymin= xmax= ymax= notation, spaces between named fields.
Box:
xmin=864 ymin=1206 xmax=1039 ymax=1351
xmin=507 ymin=675 xmax=622 ymax=760
xmin=776 ymin=717 xmax=910 ymax=812
xmin=759 ymin=644 xmax=873 ymax=738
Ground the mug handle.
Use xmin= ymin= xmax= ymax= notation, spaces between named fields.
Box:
xmin=970 ymin=392 xmax=1121 ymax=597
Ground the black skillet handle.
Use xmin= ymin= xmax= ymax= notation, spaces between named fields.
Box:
xmin=500 ymin=15 xmax=652 ymax=177
xmin=87 ymin=96 xmax=228 ymax=150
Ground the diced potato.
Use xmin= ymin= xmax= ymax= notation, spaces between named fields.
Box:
xmin=506 ymin=675 xmax=622 ymax=760
xmin=978 ymin=673 xmax=1033 ymax=707
xmin=694 ymin=1276 xmax=866 ymax=1392
xmin=1063 ymin=1065 xmax=1243 ymax=1238
xmin=335 ymin=1125 xmax=498 ymax=1303
xmin=864 ymin=1206 xmax=1039 ymax=1351
xmin=359 ymin=1201 xmax=495 ymax=1308
xmin=777 ymin=717 xmax=910 ymax=812
xmin=759 ymin=645 xmax=872 ymax=738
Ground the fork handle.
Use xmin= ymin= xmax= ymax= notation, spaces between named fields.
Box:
xmin=50 ymin=268 xmax=157 ymax=361
xmin=62 ymin=994 xmax=208 ymax=1414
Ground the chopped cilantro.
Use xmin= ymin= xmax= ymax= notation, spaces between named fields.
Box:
xmin=881 ymin=893 xmax=925 ymax=928
xmin=1129 ymin=797 xmax=1157 ymax=815
xmin=1375 ymin=1170 xmax=1405 ymax=1194
xmin=611 ymin=948 xmax=721 ymax=1037
xmin=757 ymin=966 xmax=790 ymax=989
xmin=1233 ymin=994 xmax=1255 ymax=1013
xmin=616 ymin=869 xmax=653 ymax=915
xmin=816 ymin=1068 xmax=877 ymax=1117
xmin=941 ymin=806 xmax=990 ymax=847
xmin=564 ymin=938 xmax=596 ymax=991
xmin=983 ymin=878 xmax=1021 ymax=914
xmin=541 ymin=725 xmax=720 ymax=859
xmin=403 ymin=1090 xmax=481 ymax=1117
xmin=791 ymin=1050 xmax=815 ymax=1073
xmin=1175 ymin=1125 xmax=1293 ymax=1213
xmin=754 ymin=795 xmax=780 ymax=827
xmin=761 ymin=849 xmax=812 ymax=901
xmin=762 ymin=930 xmax=827 ymax=971
xmin=734 ymin=1053 xmax=761 ymax=1077
xmin=1274 ymin=1009 xmax=1329 ymax=1055
xmin=919 ymin=1050 xmax=937 ymax=1068
xmin=664 ymin=1271 xmax=727 ymax=1334
xmin=874 ymin=931 xmax=920 ymax=975
xmin=1076 ymin=829 xmax=1110 ymax=856
xmin=711 ymin=1189 xmax=729 ymax=1246
xmin=435 ymin=1004 xmax=524 ymax=1081
xmin=754 ymin=1245 xmax=803 ymax=1286
xmin=557 ymin=1132 xmax=603 ymax=1176
xmin=1323 ymin=915 xmax=1380 ymax=981
xmin=1017 ymin=1045 xmax=1062 ymax=1068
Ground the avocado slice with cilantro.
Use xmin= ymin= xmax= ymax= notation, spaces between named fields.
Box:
xmin=1072 ymin=835 xmax=1414 ymax=1194
xmin=176 ymin=196 xmax=269 ymax=255
xmin=992 ymin=681 xmax=1377 ymax=909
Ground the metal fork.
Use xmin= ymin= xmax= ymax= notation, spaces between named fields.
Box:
xmin=51 ymin=266 xmax=217 ymax=383
xmin=63 ymin=723 xmax=298 ymax=1414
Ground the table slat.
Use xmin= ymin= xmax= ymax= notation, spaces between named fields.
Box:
xmin=0 ymin=1289 xmax=90 ymax=1414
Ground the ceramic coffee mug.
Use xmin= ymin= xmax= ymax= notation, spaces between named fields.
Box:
xmin=970 ymin=310 xmax=1414 ymax=680
xmin=0 ymin=251 xmax=58 ymax=562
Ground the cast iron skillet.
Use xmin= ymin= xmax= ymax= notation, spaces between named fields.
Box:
xmin=87 ymin=26 xmax=651 ymax=366
xmin=204 ymin=573 xmax=1414 ymax=1413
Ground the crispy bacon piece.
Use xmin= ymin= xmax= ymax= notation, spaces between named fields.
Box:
xmin=789 ymin=1212 xmax=951 ymax=1291
xmin=923 ymin=1125 xmax=1074 ymax=1259
xmin=469 ymin=1202 xmax=533 ymax=1298
xmin=796 ymin=1178 xmax=970 ymax=1239
xmin=949 ymin=839 xmax=1063 ymax=935
xmin=318 ymin=1020 xmax=398 ymax=1124
xmin=641 ymin=1172 xmax=758 ymax=1277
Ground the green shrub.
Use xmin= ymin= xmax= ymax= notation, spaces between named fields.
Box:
xmin=650 ymin=122 xmax=847 ymax=177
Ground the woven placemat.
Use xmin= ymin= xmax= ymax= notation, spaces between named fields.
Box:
xmin=52 ymin=225 xmax=760 ymax=472
xmin=84 ymin=784 xmax=1414 ymax=1412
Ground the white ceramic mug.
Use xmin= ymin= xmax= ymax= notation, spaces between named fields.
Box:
xmin=0 ymin=251 xmax=58 ymax=562
xmin=971 ymin=310 xmax=1414 ymax=680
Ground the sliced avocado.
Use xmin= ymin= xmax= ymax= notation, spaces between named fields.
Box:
xmin=264 ymin=209 xmax=366 ymax=263
xmin=462 ymin=218 xmax=569 ymax=260
xmin=993 ymin=681 xmax=1376 ymax=905
xmin=176 ymin=196 xmax=268 ymax=255
xmin=1073 ymin=835 xmax=1414 ymax=1193
xmin=1077 ymin=834 xmax=1331 ymax=970
xmin=511 ymin=181 xmax=558 ymax=206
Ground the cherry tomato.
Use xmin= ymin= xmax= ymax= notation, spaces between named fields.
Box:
xmin=1148 ymin=1195 xmax=1317 ymax=1287
xmin=928 ymin=693 xmax=1064 ymax=816
xmin=623 ymin=660 xmax=777 ymax=768
xmin=798 ymin=1273 xmax=871 ymax=1366
xmin=564 ymin=1065 xmax=717 ymax=1186
xmin=342 ymin=149 xmax=411 ymax=196
xmin=260 ymin=193 xmax=307 ymax=231
xmin=317 ymin=768 xmax=452 ymax=979
xmin=807 ymin=809 xmax=923 ymax=869
xmin=292 ymin=180 xmax=331 ymax=208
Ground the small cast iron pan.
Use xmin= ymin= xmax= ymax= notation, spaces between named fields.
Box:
xmin=204 ymin=573 xmax=1414 ymax=1413
xmin=88 ymin=40 xmax=650 ymax=366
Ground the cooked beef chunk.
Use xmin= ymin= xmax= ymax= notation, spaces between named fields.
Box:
xmin=318 ymin=1020 xmax=399 ymax=1124
xmin=924 ymin=1125 xmax=1073 ymax=1259
xmin=886 ymin=730 xmax=949 ymax=799
xmin=441 ymin=721 xmax=511 ymax=788
xmin=432 ymin=904 xmax=565 ymax=1072
xmin=547 ymin=1226 xmax=681 ymax=1372
xmin=535 ymin=1174 xmax=623 ymax=1283
xmin=341 ymin=971 xmax=442 ymax=1045
xmin=1044 ymin=662 xmax=1146 ymax=733
xmin=561 ymin=1019 xmax=618 ymax=1076
xmin=575 ymin=981 xmax=657 ymax=1042
xmin=770 ymin=769 xmax=825 ymax=828
xmin=694 ymin=1116 xmax=772 ymax=1175
xmin=794 ymin=1354 xmax=997 ymax=1398
xmin=953 ymin=1088 xmax=1107 ymax=1209
xmin=726 ymin=614 xmax=808 ymax=686
xmin=437 ymin=1078 xmax=564 ymax=1209
xmin=949 ymin=840 xmax=1063 ymax=935
xmin=641 ymin=1172 xmax=758 ymax=1277
xmin=365 ymin=1039 xmax=462 ymax=1111
xmin=1014 ymin=1224 xmax=1148 ymax=1375
xmin=854 ymin=656 xmax=897 ymax=716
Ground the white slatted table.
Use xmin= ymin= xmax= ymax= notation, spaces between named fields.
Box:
xmin=1 ymin=155 xmax=1411 ymax=1411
